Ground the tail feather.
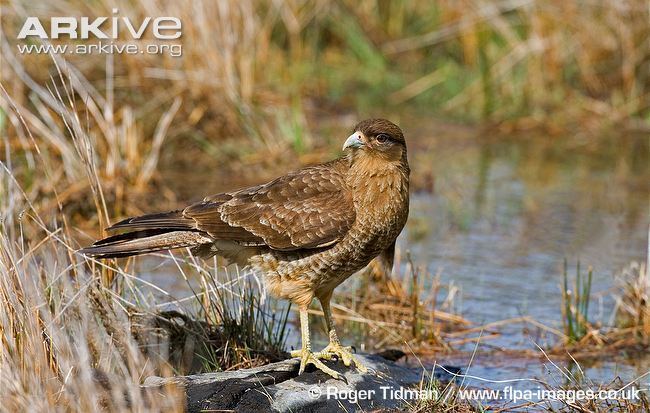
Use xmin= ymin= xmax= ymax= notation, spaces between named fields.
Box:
xmin=79 ymin=229 xmax=212 ymax=259
xmin=108 ymin=210 xmax=194 ymax=231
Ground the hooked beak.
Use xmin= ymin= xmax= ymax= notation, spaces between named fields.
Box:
xmin=343 ymin=132 xmax=365 ymax=150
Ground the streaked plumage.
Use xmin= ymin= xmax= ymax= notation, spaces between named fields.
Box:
xmin=81 ymin=118 xmax=410 ymax=378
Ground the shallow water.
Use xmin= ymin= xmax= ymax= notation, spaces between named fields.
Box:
xmin=407 ymin=125 xmax=647 ymax=335
xmin=145 ymin=121 xmax=649 ymax=401
xmin=400 ymin=123 xmax=649 ymax=399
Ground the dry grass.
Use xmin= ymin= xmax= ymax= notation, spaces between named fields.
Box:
xmin=614 ymin=261 xmax=650 ymax=344
xmin=0 ymin=198 xmax=182 ymax=410
xmin=0 ymin=150 xmax=290 ymax=412
xmin=2 ymin=0 xmax=650 ymax=221
xmin=0 ymin=62 xmax=290 ymax=410
xmin=0 ymin=200 xmax=289 ymax=411
xmin=324 ymin=253 xmax=472 ymax=353
xmin=544 ymin=259 xmax=650 ymax=360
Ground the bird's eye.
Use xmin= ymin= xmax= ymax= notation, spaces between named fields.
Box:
xmin=376 ymin=133 xmax=390 ymax=143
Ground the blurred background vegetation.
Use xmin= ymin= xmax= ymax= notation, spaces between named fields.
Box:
xmin=2 ymin=0 xmax=649 ymax=224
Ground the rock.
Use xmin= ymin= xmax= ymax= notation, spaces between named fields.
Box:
xmin=142 ymin=353 xmax=446 ymax=412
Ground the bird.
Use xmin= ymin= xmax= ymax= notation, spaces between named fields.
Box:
xmin=80 ymin=118 xmax=410 ymax=379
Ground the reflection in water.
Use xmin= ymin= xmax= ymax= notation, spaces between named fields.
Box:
xmin=403 ymin=125 xmax=648 ymax=388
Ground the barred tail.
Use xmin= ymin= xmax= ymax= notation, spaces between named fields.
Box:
xmin=79 ymin=228 xmax=213 ymax=259
xmin=79 ymin=209 xmax=213 ymax=259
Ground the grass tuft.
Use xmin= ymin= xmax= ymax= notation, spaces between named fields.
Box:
xmin=614 ymin=261 xmax=650 ymax=344
xmin=561 ymin=259 xmax=593 ymax=344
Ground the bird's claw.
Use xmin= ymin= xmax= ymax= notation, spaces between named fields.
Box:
xmin=290 ymin=349 xmax=341 ymax=379
xmin=315 ymin=342 xmax=367 ymax=373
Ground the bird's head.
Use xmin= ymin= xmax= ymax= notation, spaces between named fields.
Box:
xmin=343 ymin=119 xmax=407 ymax=165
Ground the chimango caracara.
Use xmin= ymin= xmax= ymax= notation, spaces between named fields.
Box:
xmin=81 ymin=119 xmax=410 ymax=379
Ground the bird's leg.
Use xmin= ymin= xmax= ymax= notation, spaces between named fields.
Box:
xmin=290 ymin=306 xmax=340 ymax=379
xmin=314 ymin=295 xmax=367 ymax=373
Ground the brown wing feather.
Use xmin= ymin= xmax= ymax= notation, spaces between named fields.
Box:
xmin=183 ymin=159 xmax=355 ymax=251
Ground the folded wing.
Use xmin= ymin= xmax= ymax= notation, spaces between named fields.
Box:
xmin=81 ymin=159 xmax=355 ymax=258
xmin=186 ymin=159 xmax=355 ymax=250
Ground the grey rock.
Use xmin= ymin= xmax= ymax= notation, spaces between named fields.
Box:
xmin=142 ymin=353 xmax=437 ymax=412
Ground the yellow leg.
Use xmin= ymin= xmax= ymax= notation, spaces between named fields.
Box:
xmin=314 ymin=295 xmax=367 ymax=373
xmin=290 ymin=306 xmax=340 ymax=379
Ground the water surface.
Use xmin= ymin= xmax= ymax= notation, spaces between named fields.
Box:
xmin=401 ymin=122 xmax=648 ymax=398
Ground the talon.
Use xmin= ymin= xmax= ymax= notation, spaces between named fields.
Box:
xmin=293 ymin=348 xmax=340 ymax=379
xmin=316 ymin=341 xmax=367 ymax=373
